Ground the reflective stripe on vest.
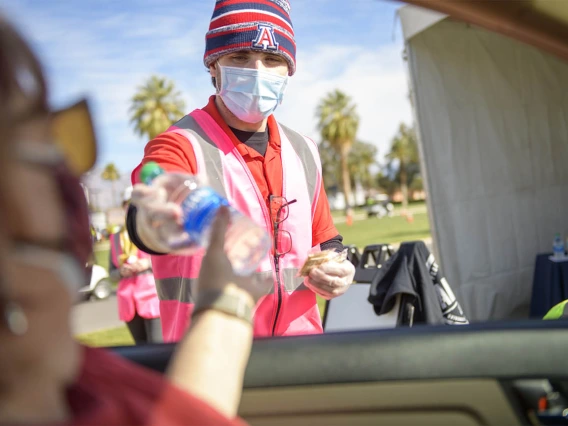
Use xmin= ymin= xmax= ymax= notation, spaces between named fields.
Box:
xmin=279 ymin=123 xmax=321 ymax=215
xmin=110 ymin=233 xmax=122 ymax=269
xmin=156 ymin=269 xmax=309 ymax=302
xmin=169 ymin=114 xmax=228 ymax=198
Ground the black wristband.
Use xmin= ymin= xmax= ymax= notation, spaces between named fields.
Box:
xmin=126 ymin=204 xmax=167 ymax=255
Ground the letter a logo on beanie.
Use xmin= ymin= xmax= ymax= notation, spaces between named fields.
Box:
xmin=252 ymin=24 xmax=279 ymax=51
xmin=204 ymin=0 xmax=297 ymax=76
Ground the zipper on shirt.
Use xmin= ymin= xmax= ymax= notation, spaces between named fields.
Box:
xmin=272 ymin=255 xmax=283 ymax=336
xmin=255 ymin=194 xmax=281 ymax=336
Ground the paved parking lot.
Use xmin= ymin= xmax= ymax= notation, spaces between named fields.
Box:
xmin=72 ymin=295 xmax=123 ymax=335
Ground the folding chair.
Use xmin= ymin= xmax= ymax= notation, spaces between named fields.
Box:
xmin=344 ymin=244 xmax=361 ymax=268
xmin=353 ymin=244 xmax=395 ymax=283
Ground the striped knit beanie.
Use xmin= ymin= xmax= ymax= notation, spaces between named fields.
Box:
xmin=204 ymin=0 xmax=296 ymax=76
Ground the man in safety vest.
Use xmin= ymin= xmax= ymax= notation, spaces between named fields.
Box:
xmin=109 ymin=187 xmax=162 ymax=343
xmin=127 ymin=0 xmax=355 ymax=341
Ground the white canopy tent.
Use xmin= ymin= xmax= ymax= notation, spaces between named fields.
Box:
xmin=399 ymin=5 xmax=568 ymax=321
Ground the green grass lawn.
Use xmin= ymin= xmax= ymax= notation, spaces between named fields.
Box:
xmin=94 ymin=245 xmax=110 ymax=272
xmin=331 ymin=207 xmax=365 ymax=219
xmin=330 ymin=200 xmax=427 ymax=220
xmin=80 ymin=212 xmax=430 ymax=347
xmin=77 ymin=326 xmax=134 ymax=347
xmin=337 ymin=212 xmax=431 ymax=248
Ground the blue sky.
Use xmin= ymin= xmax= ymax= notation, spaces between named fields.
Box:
xmin=1 ymin=0 xmax=411 ymax=184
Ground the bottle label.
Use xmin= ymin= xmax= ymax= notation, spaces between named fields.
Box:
xmin=182 ymin=187 xmax=229 ymax=240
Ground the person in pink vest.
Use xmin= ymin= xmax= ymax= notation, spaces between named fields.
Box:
xmin=126 ymin=0 xmax=355 ymax=341
xmin=109 ymin=186 xmax=162 ymax=343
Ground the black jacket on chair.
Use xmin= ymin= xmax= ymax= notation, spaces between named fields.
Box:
xmin=368 ymin=241 xmax=469 ymax=326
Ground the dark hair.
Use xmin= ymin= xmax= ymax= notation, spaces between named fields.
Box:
xmin=0 ymin=15 xmax=48 ymax=130
xmin=206 ymin=63 xmax=217 ymax=89
xmin=0 ymin=15 xmax=49 ymax=212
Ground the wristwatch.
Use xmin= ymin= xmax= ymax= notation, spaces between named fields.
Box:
xmin=192 ymin=290 xmax=254 ymax=325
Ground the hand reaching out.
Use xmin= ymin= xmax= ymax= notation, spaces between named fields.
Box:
xmin=196 ymin=206 xmax=268 ymax=304
xmin=303 ymin=258 xmax=355 ymax=300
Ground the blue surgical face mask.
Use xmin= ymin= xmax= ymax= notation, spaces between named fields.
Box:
xmin=217 ymin=65 xmax=288 ymax=124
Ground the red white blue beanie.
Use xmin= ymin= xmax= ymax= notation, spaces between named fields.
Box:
xmin=204 ymin=0 xmax=296 ymax=76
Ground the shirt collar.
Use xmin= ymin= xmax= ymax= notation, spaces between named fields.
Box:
xmin=202 ymin=95 xmax=282 ymax=156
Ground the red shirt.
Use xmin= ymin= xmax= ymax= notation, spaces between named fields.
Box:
xmin=67 ymin=346 xmax=247 ymax=425
xmin=133 ymin=96 xmax=338 ymax=247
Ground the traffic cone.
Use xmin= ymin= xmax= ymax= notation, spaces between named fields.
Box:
xmin=346 ymin=208 xmax=354 ymax=226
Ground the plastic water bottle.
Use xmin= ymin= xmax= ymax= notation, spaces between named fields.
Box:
xmin=553 ymin=233 xmax=565 ymax=259
xmin=140 ymin=162 xmax=270 ymax=275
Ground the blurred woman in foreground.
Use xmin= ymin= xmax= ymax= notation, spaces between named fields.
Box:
xmin=0 ymin=14 xmax=259 ymax=425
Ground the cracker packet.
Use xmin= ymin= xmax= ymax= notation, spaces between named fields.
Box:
xmin=298 ymin=248 xmax=348 ymax=277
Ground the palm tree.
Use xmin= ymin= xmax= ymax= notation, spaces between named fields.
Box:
xmin=386 ymin=123 xmax=419 ymax=211
xmin=101 ymin=163 xmax=121 ymax=207
xmin=348 ymin=140 xmax=377 ymax=190
xmin=130 ymin=75 xmax=186 ymax=140
xmin=316 ymin=90 xmax=359 ymax=212
xmin=320 ymin=139 xmax=377 ymax=191
xmin=318 ymin=139 xmax=340 ymax=191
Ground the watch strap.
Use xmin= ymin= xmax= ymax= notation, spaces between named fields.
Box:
xmin=193 ymin=290 xmax=254 ymax=325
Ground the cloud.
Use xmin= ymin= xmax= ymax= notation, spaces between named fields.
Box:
xmin=277 ymin=42 xmax=412 ymax=162
xmin=3 ymin=0 xmax=412 ymax=178
xmin=2 ymin=2 xmax=213 ymax=171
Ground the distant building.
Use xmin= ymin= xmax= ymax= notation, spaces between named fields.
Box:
xmin=90 ymin=211 xmax=107 ymax=232
xmin=81 ymin=167 xmax=132 ymax=211
xmin=390 ymin=189 xmax=426 ymax=203
xmin=327 ymin=181 xmax=366 ymax=210
xmin=107 ymin=207 xmax=127 ymax=228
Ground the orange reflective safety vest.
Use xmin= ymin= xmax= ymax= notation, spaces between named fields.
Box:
xmin=133 ymin=110 xmax=323 ymax=341
xmin=110 ymin=231 xmax=161 ymax=322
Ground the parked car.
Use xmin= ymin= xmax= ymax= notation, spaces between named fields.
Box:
xmin=79 ymin=263 xmax=113 ymax=302
xmin=366 ymin=195 xmax=394 ymax=218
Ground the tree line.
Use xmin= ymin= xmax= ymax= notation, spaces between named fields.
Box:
xmin=100 ymin=76 xmax=422 ymax=213
xmin=316 ymin=90 xmax=421 ymax=212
